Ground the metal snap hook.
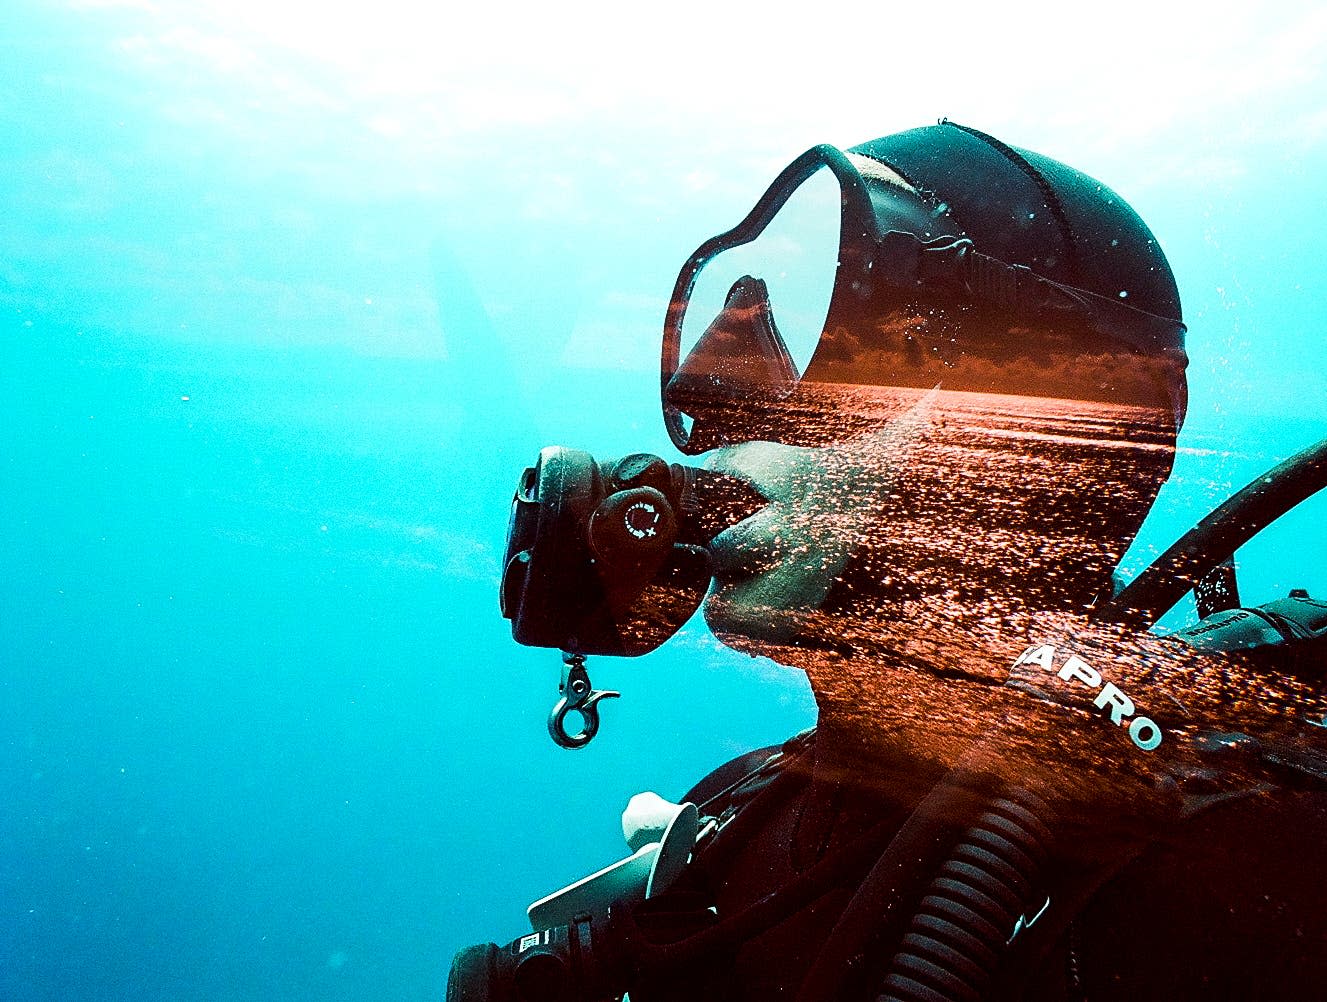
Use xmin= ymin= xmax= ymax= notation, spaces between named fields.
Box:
xmin=548 ymin=653 xmax=620 ymax=749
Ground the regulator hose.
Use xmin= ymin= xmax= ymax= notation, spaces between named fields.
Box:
xmin=1100 ymin=435 xmax=1327 ymax=626
xmin=876 ymin=791 xmax=1054 ymax=1002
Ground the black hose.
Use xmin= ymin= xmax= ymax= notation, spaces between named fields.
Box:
xmin=1101 ymin=435 xmax=1327 ymax=625
xmin=877 ymin=792 xmax=1054 ymax=1002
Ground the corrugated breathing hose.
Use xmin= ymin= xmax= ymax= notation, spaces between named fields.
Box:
xmin=876 ymin=791 xmax=1054 ymax=1002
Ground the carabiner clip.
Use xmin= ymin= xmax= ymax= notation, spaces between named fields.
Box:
xmin=548 ymin=653 xmax=620 ymax=749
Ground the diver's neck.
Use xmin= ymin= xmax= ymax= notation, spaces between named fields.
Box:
xmin=810 ymin=711 xmax=949 ymax=798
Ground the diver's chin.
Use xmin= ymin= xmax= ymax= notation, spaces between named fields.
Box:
xmin=701 ymin=511 xmax=838 ymax=658
xmin=701 ymin=586 xmax=811 ymax=658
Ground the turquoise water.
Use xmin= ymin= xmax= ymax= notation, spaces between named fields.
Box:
xmin=3 ymin=2 xmax=1325 ymax=999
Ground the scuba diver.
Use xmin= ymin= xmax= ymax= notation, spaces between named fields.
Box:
xmin=454 ymin=122 xmax=1327 ymax=1000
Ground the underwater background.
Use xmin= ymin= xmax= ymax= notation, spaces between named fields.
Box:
xmin=3 ymin=2 xmax=1325 ymax=999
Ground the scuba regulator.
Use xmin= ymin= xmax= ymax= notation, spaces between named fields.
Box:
xmin=500 ymin=448 xmax=763 ymax=748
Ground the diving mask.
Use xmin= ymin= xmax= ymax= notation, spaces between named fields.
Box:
xmin=662 ymin=136 xmax=1189 ymax=455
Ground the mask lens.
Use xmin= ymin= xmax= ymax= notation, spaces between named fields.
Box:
xmin=679 ymin=166 xmax=842 ymax=382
